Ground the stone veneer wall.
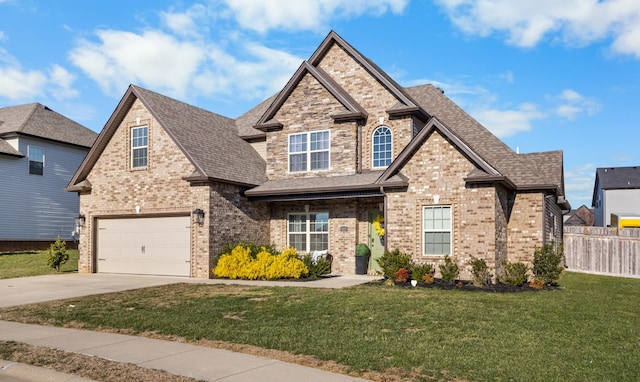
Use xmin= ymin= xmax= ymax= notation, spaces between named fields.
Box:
xmin=77 ymin=100 xmax=208 ymax=276
xmin=384 ymin=130 xmax=499 ymax=279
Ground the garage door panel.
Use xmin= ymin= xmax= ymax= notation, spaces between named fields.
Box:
xmin=97 ymin=216 xmax=191 ymax=277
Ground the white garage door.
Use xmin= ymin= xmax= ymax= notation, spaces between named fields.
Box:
xmin=96 ymin=216 xmax=191 ymax=277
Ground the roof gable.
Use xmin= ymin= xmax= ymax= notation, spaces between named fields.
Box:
xmin=0 ymin=103 xmax=96 ymax=148
xmin=377 ymin=116 xmax=504 ymax=186
xmin=255 ymin=61 xmax=367 ymax=129
xmin=68 ymin=85 xmax=266 ymax=190
xmin=405 ymin=85 xmax=562 ymax=193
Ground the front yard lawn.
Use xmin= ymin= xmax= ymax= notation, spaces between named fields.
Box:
xmin=0 ymin=250 xmax=79 ymax=279
xmin=0 ymin=272 xmax=638 ymax=381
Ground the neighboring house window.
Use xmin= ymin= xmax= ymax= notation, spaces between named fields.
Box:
xmin=423 ymin=205 xmax=451 ymax=255
xmin=131 ymin=126 xmax=148 ymax=168
xmin=372 ymin=126 xmax=392 ymax=168
xmin=28 ymin=146 xmax=44 ymax=175
xmin=289 ymin=131 xmax=329 ymax=172
xmin=288 ymin=212 xmax=329 ymax=253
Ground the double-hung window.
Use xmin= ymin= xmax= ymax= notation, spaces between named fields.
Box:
xmin=423 ymin=205 xmax=451 ymax=255
xmin=288 ymin=212 xmax=329 ymax=253
xmin=289 ymin=131 xmax=329 ymax=172
xmin=372 ymin=126 xmax=392 ymax=168
xmin=28 ymin=146 xmax=44 ymax=175
xmin=131 ymin=126 xmax=148 ymax=168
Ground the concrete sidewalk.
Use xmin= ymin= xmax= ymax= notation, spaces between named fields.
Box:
xmin=0 ymin=321 xmax=369 ymax=382
xmin=0 ymin=273 xmax=379 ymax=381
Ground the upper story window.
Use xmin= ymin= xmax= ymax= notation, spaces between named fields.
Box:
xmin=131 ymin=126 xmax=148 ymax=168
xmin=28 ymin=145 xmax=44 ymax=175
xmin=289 ymin=130 xmax=329 ymax=172
xmin=372 ymin=126 xmax=392 ymax=168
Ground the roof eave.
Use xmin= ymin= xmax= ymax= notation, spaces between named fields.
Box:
xmin=245 ymin=181 xmax=406 ymax=198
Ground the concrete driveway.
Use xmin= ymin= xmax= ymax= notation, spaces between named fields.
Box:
xmin=0 ymin=273 xmax=380 ymax=308
xmin=0 ymin=273 xmax=188 ymax=308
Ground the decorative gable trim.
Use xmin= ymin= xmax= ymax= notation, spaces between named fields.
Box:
xmin=254 ymin=62 xmax=367 ymax=130
xmin=309 ymin=31 xmax=430 ymax=123
xmin=376 ymin=116 xmax=504 ymax=186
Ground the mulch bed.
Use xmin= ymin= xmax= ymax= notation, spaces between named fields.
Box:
xmin=367 ymin=278 xmax=561 ymax=292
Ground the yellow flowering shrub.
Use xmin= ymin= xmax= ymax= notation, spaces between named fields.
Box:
xmin=213 ymin=245 xmax=252 ymax=279
xmin=213 ymin=245 xmax=308 ymax=280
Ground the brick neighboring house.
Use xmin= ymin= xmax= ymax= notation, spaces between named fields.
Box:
xmin=0 ymin=103 xmax=97 ymax=251
xmin=67 ymin=31 xmax=570 ymax=278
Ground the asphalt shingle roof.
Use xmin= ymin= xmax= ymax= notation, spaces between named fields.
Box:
xmin=0 ymin=103 xmax=97 ymax=148
xmin=595 ymin=166 xmax=640 ymax=189
xmin=69 ymin=85 xmax=266 ymax=189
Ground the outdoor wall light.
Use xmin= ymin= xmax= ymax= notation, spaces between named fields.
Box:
xmin=193 ymin=208 xmax=205 ymax=225
xmin=75 ymin=214 xmax=86 ymax=228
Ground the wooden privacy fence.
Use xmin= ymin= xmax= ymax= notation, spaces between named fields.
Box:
xmin=563 ymin=226 xmax=640 ymax=278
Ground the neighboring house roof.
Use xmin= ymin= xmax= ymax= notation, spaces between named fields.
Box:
xmin=0 ymin=103 xmax=97 ymax=148
xmin=0 ymin=138 xmax=23 ymax=157
xmin=591 ymin=166 xmax=640 ymax=206
xmin=68 ymin=85 xmax=267 ymax=190
xmin=564 ymin=205 xmax=594 ymax=226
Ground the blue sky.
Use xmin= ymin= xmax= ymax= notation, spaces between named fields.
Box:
xmin=1 ymin=0 xmax=639 ymax=207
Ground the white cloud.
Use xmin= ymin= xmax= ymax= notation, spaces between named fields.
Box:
xmin=472 ymin=103 xmax=544 ymax=137
xmin=222 ymin=0 xmax=408 ymax=33
xmin=69 ymin=26 xmax=303 ymax=102
xmin=551 ymin=89 xmax=601 ymax=121
xmin=435 ymin=0 xmax=640 ymax=58
xmin=49 ymin=65 xmax=78 ymax=100
xmin=0 ymin=48 xmax=77 ymax=100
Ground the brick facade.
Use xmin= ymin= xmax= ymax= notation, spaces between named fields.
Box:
xmin=77 ymin=99 xmax=268 ymax=278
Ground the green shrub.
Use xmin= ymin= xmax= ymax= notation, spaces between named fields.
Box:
xmin=355 ymin=243 xmax=370 ymax=257
xmin=410 ymin=262 xmax=434 ymax=282
xmin=439 ymin=255 xmax=459 ymax=284
xmin=47 ymin=237 xmax=69 ymax=272
xmin=376 ymin=249 xmax=412 ymax=279
xmin=533 ymin=242 xmax=563 ymax=286
xmin=213 ymin=246 xmax=308 ymax=280
xmin=498 ymin=259 xmax=529 ymax=286
xmin=468 ymin=257 xmax=492 ymax=287
xmin=301 ymin=254 xmax=332 ymax=279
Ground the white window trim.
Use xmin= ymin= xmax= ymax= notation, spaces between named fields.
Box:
xmin=28 ymin=145 xmax=44 ymax=175
xmin=287 ymin=212 xmax=329 ymax=254
xmin=131 ymin=125 xmax=148 ymax=169
xmin=287 ymin=130 xmax=330 ymax=173
xmin=422 ymin=205 xmax=452 ymax=256
xmin=371 ymin=126 xmax=393 ymax=169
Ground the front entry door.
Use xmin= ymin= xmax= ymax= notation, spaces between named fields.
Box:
xmin=368 ymin=210 xmax=385 ymax=273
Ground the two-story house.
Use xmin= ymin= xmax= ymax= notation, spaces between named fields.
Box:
xmin=67 ymin=31 xmax=569 ymax=278
xmin=592 ymin=166 xmax=640 ymax=226
xmin=0 ymin=103 xmax=97 ymax=251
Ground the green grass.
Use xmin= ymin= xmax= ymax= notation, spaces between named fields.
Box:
xmin=0 ymin=250 xmax=79 ymax=279
xmin=1 ymin=272 xmax=639 ymax=381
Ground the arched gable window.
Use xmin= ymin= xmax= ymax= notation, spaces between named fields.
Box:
xmin=372 ymin=126 xmax=392 ymax=168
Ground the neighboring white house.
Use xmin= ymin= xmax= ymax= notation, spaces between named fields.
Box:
xmin=0 ymin=103 xmax=97 ymax=250
xmin=592 ymin=166 xmax=640 ymax=227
